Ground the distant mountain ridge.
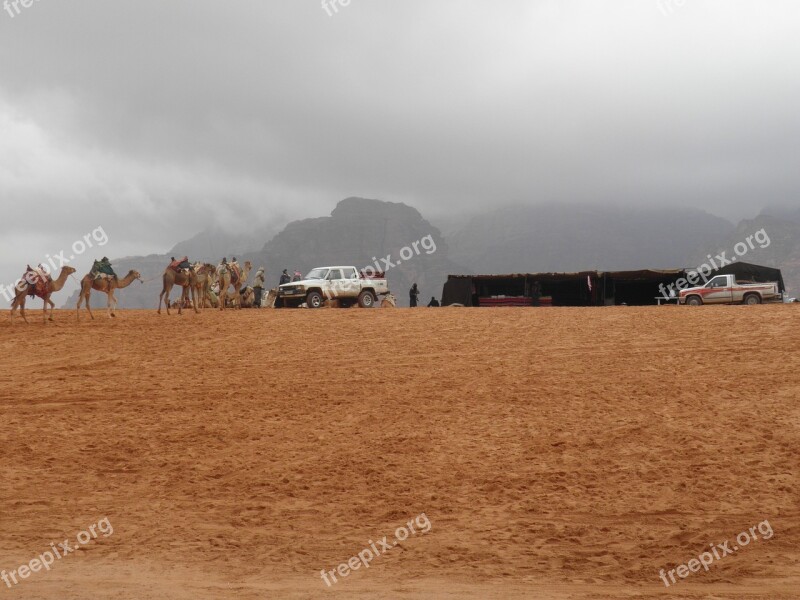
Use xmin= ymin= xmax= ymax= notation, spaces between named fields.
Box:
xmin=447 ymin=204 xmax=734 ymax=274
xmin=63 ymin=198 xmax=800 ymax=309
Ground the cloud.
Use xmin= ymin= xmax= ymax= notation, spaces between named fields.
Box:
xmin=1 ymin=0 xmax=799 ymax=303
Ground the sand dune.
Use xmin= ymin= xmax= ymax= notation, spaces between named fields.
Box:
xmin=1 ymin=306 xmax=798 ymax=599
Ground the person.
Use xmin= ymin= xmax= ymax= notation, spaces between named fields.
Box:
xmin=92 ymin=257 xmax=117 ymax=282
xmin=292 ymin=270 xmax=303 ymax=282
xmin=253 ymin=266 xmax=265 ymax=307
xmin=279 ymin=269 xmax=291 ymax=285
xmin=427 ymin=296 xmax=440 ymax=307
xmin=409 ymin=283 xmax=420 ymax=307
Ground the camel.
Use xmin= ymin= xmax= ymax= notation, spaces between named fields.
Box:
xmin=381 ymin=293 xmax=397 ymax=308
xmin=10 ymin=266 xmax=77 ymax=325
xmin=158 ymin=265 xmax=199 ymax=315
xmin=191 ymin=263 xmax=217 ymax=309
xmin=217 ymin=261 xmax=252 ymax=310
xmin=76 ymin=270 xmax=142 ymax=320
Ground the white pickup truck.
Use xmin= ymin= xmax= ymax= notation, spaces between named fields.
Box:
xmin=679 ymin=274 xmax=782 ymax=306
xmin=276 ymin=266 xmax=390 ymax=308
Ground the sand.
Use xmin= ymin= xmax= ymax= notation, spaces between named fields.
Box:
xmin=1 ymin=305 xmax=798 ymax=599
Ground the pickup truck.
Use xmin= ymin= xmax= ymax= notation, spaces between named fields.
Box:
xmin=276 ymin=266 xmax=390 ymax=308
xmin=679 ymin=274 xmax=782 ymax=306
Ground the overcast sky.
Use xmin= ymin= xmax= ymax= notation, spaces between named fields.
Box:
xmin=1 ymin=1 xmax=799 ymax=304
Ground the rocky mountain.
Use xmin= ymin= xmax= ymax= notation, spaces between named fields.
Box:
xmin=447 ymin=204 xmax=735 ymax=274
xmin=241 ymin=197 xmax=464 ymax=306
xmin=63 ymin=198 xmax=800 ymax=309
xmin=63 ymin=198 xmax=465 ymax=309
xmin=62 ymin=223 xmax=278 ymax=311
xmin=689 ymin=214 xmax=800 ymax=295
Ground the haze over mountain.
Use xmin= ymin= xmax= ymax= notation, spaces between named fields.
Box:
xmin=448 ymin=205 xmax=734 ymax=274
xmin=61 ymin=197 xmax=800 ymax=310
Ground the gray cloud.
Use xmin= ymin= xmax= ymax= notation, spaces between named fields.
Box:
xmin=1 ymin=0 xmax=799 ymax=303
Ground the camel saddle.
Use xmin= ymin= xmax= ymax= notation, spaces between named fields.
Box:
xmin=169 ymin=256 xmax=191 ymax=273
xmin=229 ymin=263 xmax=242 ymax=286
xmin=24 ymin=267 xmax=51 ymax=298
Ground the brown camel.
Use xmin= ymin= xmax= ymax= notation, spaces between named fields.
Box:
xmin=10 ymin=266 xmax=77 ymax=325
xmin=192 ymin=263 xmax=217 ymax=309
xmin=217 ymin=261 xmax=252 ymax=310
xmin=76 ymin=270 xmax=142 ymax=320
xmin=158 ymin=265 xmax=199 ymax=315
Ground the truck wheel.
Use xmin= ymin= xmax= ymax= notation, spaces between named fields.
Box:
xmin=686 ymin=296 xmax=703 ymax=306
xmin=744 ymin=293 xmax=761 ymax=305
xmin=358 ymin=290 xmax=376 ymax=308
xmin=306 ymin=291 xmax=323 ymax=309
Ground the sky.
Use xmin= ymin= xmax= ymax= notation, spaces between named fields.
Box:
xmin=1 ymin=0 xmax=799 ymax=304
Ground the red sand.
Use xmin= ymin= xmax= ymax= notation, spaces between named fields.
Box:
xmin=1 ymin=306 xmax=798 ymax=599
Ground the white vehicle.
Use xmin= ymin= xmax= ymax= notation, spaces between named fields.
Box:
xmin=276 ymin=266 xmax=390 ymax=309
xmin=678 ymin=274 xmax=782 ymax=306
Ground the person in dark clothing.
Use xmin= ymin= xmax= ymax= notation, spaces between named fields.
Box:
xmin=409 ymin=283 xmax=420 ymax=307
xmin=427 ymin=296 xmax=440 ymax=307
xmin=279 ymin=269 xmax=291 ymax=285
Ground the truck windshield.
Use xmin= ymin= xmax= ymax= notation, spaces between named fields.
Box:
xmin=306 ymin=268 xmax=328 ymax=280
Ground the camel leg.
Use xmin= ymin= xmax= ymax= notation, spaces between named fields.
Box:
xmin=160 ymin=282 xmax=172 ymax=315
xmin=86 ymin=290 xmax=95 ymax=320
xmin=45 ymin=296 xmax=55 ymax=322
xmin=107 ymin=290 xmax=115 ymax=318
xmin=14 ymin=294 xmax=30 ymax=325
xmin=191 ymin=286 xmax=198 ymax=313
xmin=110 ymin=290 xmax=117 ymax=317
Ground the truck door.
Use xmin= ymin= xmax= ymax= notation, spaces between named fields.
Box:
xmin=704 ymin=275 xmax=733 ymax=304
xmin=325 ymin=269 xmax=344 ymax=299
xmin=340 ymin=267 xmax=360 ymax=298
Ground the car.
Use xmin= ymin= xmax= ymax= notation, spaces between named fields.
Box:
xmin=276 ymin=266 xmax=390 ymax=308
xmin=678 ymin=274 xmax=782 ymax=306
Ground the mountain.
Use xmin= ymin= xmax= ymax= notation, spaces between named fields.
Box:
xmin=62 ymin=223 xmax=279 ymax=310
xmin=689 ymin=214 xmax=800 ymax=295
xmin=447 ymin=204 xmax=734 ymax=274
xmin=168 ymin=222 xmax=283 ymax=263
xmin=62 ymin=199 xmax=800 ymax=310
xmin=241 ymin=197 xmax=465 ymax=306
xmin=63 ymin=198 xmax=465 ymax=309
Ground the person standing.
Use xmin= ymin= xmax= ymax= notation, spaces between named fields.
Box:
xmin=279 ymin=269 xmax=291 ymax=285
xmin=409 ymin=283 xmax=420 ymax=307
xmin=253 ymin=266 xmax=265 ymax=308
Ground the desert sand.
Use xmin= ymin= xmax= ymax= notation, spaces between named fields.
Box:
xmin=1 ymin=305 xmax=798 ymax=599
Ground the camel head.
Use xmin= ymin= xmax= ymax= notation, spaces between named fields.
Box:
xmin=63 ymin=266 xmax=77 ymax=276
xmin=128 ymin=270 xmax=143 ymax=283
